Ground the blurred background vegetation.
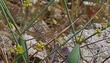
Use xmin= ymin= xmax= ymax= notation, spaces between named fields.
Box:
xmin=0 ymin=0 xmax=110 ymax=63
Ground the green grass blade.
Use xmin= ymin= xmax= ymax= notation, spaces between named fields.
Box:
xmin=0 ymin=1 xmax=19 ymax=43
xmin=0 ymin=1 xmax=29 ymax=63
xmin=0 ymin=0 xmax=21 ymax=34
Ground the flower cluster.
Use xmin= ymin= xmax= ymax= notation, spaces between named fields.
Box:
xmin=95 ymin=28 xmax=101 ymax=34
xmin=34 ymin=41 xmax=45 ymax=52
xmin=76 ymin=36 xmax=85 ymax=45
xmin=9 ymin=44 xmax=24 ymax=55
xmin=23 ymin=0 xmax=32 ymax=8
xmin=15 ymin=44 xmax=24 ymax=54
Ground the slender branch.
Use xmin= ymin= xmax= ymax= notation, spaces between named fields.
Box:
xmin=101 ymin=56 xmax=110 ymax=63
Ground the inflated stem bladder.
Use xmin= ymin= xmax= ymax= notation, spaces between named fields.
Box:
xmin=67 ymin=44 xmax=80 ymax=63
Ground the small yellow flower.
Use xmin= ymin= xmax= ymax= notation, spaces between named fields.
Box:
xmin=23 ymin=0 xmax=32 ymax=7
xmin=76 ymin=36 xmax=85 ymax=45
xmin=95 ymin=28 xmax=101 ymax=36
xmin=15 ymin=44 xmax=24 ymax=54
xmin=95 ymin=28 xmax=101 ymax=34
xmin=35 ymin=41 xmax=45 ymax=51
xmin=101 ymin=22 xmax=108 ymax=28
xmin=9 ymin=47 xmax=15 ymax=53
